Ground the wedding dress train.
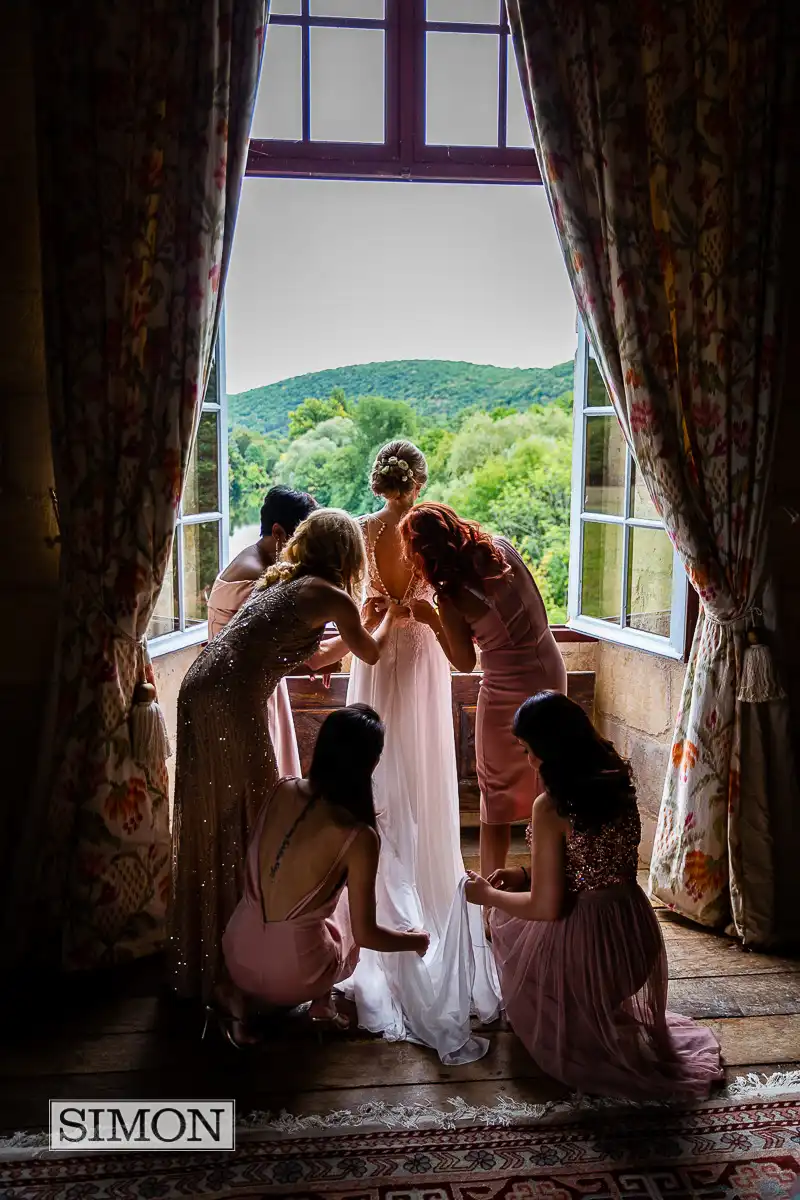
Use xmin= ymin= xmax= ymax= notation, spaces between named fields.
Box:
xmin=339 ymin=522 xmax=501 ymax=1064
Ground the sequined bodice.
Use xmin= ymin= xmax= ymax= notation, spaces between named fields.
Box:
xmin=183 ymin=577 xmax=322 ymax=702
xmin=526 ymin=803 xmax=640 ymax=895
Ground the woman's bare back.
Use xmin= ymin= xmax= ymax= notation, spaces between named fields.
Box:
xmin=258 ymin=779 xmax=357 ymax=920
xmin=363 ymin=510 xmax=418 ymax=603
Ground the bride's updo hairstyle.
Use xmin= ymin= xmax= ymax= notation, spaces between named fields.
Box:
xmin=257 ymin=507 xmax=365 ymax=600
xmin=513 ymin=691 xmax=636 ymax=833
xmin=399 ymin=501 xmax=507 ymax=599
xmin=309 ymin=704 xmax=384 ymax=829
xmin=370 ymin=441 xmax=428 ymax=498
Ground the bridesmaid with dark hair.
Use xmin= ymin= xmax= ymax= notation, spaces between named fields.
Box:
xmin=216 ymin=705 xmax=429 ymax=1045
xmin=465 ymin=691 xmax=723 ymax=1100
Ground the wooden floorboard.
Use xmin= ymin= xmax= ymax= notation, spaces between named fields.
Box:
xmin=1 ymin=854 xmax=798 ymax=1136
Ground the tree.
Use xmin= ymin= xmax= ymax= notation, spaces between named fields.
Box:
xmin=287 ymin=389 xmax=350 ymax=438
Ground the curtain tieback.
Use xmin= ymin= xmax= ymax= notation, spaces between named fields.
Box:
xmin=705 ymin=606 xmax=786 ymax=704
xmin=101 ymin=613 xmax=174 ymax=770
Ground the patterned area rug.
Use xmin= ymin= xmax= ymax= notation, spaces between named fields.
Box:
xmin=1 ymin=1094 xmax=799 ymax=1199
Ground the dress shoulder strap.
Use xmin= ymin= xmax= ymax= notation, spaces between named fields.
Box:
xmin=284 ymin=825 xmax=361 ymax=921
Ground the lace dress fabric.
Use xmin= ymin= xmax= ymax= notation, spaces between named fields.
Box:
xmin=339 ymin=520 xmax=501 ymax=1063
xmin=167 ymin=578 xmax=322 ymax=1000
xmin=491 ymin=802 xmax=723 ymax=1099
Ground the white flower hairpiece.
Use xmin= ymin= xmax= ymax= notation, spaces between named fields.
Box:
xmin=378 ymin=455 xmax=415 ymax=483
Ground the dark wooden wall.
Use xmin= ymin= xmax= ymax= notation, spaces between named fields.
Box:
xmin=287 ymin=671 xmax=596 ymax=825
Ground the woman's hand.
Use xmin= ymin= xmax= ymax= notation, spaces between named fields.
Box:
xmin=408 ymin=928 xmax=430 ymax=957
xmin=410 ymin=598 xmax=438 ymax=628
xmin=362 ymin=596 xmax=388 ymax=632
xmin=464 ymin=870 xmax=493 ymax=906
xmin=488 ymin=866 xmax=527 ymax=892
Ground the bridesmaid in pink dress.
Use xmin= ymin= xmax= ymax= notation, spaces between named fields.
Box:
xmin=465 ymin=692 xmax=723 ymax=1101
xmin=400 ymin=503 xmax=567 ymax=880
xmin=218 ymin=705 xmax=429 ymax=1044
xmin=207 ymin=487 xmax=317 ymax=777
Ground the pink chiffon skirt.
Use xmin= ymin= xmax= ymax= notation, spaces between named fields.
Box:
xmin=491 ymin=884 xmax=724 ymax=1101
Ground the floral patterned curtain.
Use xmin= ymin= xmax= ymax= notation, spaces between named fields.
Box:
xmin=508 ymin=0 xmax=796 ymax=944
xmin=9 ymin=0 xmax=267 ymax=970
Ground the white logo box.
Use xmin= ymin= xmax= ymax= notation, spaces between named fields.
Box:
xmin=49 ymin=1101 xmax=235 ymax=1152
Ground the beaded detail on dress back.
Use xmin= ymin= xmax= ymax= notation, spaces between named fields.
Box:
xmin=365 ymin=518 xmax=432 ymax=606
xmin=564 ymin=805 xmax=640 ymax=894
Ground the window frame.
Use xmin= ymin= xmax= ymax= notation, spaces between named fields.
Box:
xmin=149 ymin=322 xmax=230 ymax=659
xmin=247 ymin=0 xmax=541 ymax=184
xmin=567 ymin=321 xmax=688 ymax=659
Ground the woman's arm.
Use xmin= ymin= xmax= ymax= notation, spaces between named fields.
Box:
xmin=304 ymin=584 xmax=381 ymax=666
xmin=466 ymin=795 xmax=566 ymax=921
xmin=410 ymin=595 xmax=476 ymax=672
xmin=347 ymin=829 xmax=430 ymax=955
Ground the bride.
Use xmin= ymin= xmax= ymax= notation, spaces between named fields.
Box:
xmin=340 ymin=441 xmax=500 ymax=1064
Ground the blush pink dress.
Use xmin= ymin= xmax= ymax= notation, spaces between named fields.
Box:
xmin=222 ymin=779 xmax=360 ymax=1007
xmin=207 ymin=574 xmax=301 ymax=778
xmin=490 ymin=803 xmax=724 ymax=1100
xmin=467 ymin=538 xmax=567 ymax=824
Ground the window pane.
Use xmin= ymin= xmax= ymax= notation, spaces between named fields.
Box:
xmin=310 ymin=0 xmax=384 ymax=16
xmin=506 ymin=39 xmax=533 ymax=148
xmin=586 ymin=354 xmax=613 ymax=409
xmin=310 ymin=28 xmax=385 ymax=143
xmin=182 ymin=410 xmax=219 ymax=516
xmin=148 ymin=537 xmax=179 ymax=638
xmin=630 ymin=461 xmax=661 ymax=521
xmin=183 ymin=521 xmax=222 ymax=626
xmin=205 ymin=351 xmax=219 ymax=406
xmin=269 ymin=0 xmax=301 ymax=13
xmin=427 ymin=0 xmax=500 ymax=22
xmin=581 ymin=522 xmax=622 ymax=623
xmin=426 ymin=32 xmax=499 ymax=147
xmin=626 ymin=526 xmax=674 ymax=637
xmin=584 ymin=415 xmax=626 ymax=516
xmin=252 ymin=24 xmax=302 ymax=140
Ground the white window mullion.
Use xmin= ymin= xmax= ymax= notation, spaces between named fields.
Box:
xmin=619 ymin=448 xmax=633 ymax=630
xmin=217 ymin=308 xmax=230 ymax=569
xmin=176 ymin=519 xmax=187 ymax=633
xmin=567 ymin=330 xmax=588 ymax=624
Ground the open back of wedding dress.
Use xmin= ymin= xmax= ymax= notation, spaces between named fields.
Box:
xmin=340 ymin=518 xmax=501 ymax=1064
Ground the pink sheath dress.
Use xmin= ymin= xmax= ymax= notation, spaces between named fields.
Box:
xmin=207 ymin=574 xmax=301 ymax=778
xmin=222 ymin=782 xmax=360 ymax=1007
xmin=491 ymin=805 xmax=723 ymax=1100
xmin=468 ymin=538 xmax=567 ymax=825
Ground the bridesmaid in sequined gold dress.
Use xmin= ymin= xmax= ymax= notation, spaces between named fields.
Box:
xmin=168 ymin=509 xmax=401 ymax=1001
xmin=466 ymin=692 xmax=723 ymax=1101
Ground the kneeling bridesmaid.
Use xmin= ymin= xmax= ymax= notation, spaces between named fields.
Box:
xmin=214 ymin=705 xmax=429 ymax=1044
xmin=466 ymin=691 xmax=723 ymax=1101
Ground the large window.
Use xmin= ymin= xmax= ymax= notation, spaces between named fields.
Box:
xmin=567 ymin=322 xmax=688 ymax=657
xmin=148 ymin=333 xmax=229 ymax=655
xmin=248 ymin=0 xmax=539 ymax=182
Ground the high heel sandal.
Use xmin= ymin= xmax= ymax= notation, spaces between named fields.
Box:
xmin=201 ymin=1004 xmax=260 ymax=1049
xmin=308 ymin=997 xmax=350 ymax=1045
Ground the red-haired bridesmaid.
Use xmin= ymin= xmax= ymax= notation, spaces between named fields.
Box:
xmin=400 ymin=503 xmax=567 ymax=885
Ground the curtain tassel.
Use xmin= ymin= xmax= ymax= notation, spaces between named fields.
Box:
xmin=737 ymin=629 xmax=786 ymax=703
xmin=130 ymin=681 xmax=173 ymax=772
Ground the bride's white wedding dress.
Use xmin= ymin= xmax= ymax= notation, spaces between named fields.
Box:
xmin=339 ymin=519 xmax=501 ymax=1064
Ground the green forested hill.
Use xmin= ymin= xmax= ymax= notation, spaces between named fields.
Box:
xmin=228 ymin=358 xmax=573 ymax=435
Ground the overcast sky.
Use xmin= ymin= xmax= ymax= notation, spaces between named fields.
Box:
xmin=224 ymin=179 xmax=577 ymax=395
